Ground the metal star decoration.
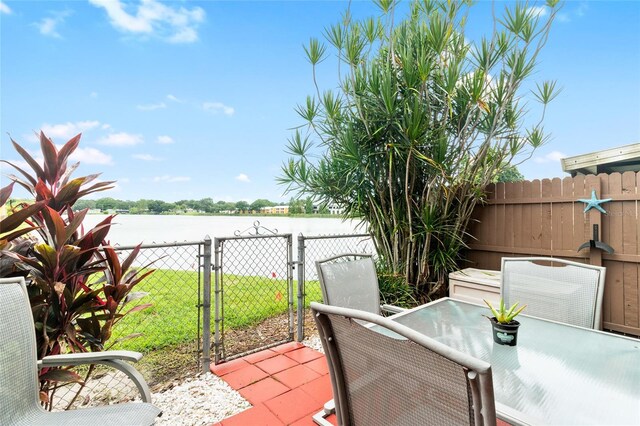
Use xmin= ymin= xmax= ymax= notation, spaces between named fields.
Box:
xmin=578 ymin=190 xmax=612 ymax=214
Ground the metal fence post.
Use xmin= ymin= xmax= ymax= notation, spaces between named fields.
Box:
xmin=202 ymin=236 xmax=212 ymax=374
xmin=213 ymin=237 xmax=222 ymax=364
xmin=297 ymin=234 xmax=305 ymax=341
xmin=287 ymin=235 xmax=295 ymax=341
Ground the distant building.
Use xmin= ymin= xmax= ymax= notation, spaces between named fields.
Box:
xmin=328 ymin=204 xmax=344 ymax=215
xmin=260 ymin=205 xmax=290 ymax=215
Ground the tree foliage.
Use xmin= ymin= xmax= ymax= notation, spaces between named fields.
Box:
xmin=280 ymin=0 xmax=560 ymax=300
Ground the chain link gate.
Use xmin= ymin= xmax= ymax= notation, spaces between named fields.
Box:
xmin=213 ymin=223 xmax=294 ymax=362
xmin=296 ymin=233 xmax=376 ymax=341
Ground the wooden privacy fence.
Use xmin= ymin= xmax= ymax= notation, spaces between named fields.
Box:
xmin=466 ymin=171 xmax=640 ymax=336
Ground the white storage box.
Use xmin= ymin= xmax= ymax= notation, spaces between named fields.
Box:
xmin=449 ymin=268 xmax=501 ymax=306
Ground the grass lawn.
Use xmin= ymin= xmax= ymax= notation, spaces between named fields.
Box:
xmin=110 ymin=269 xmax=321 ymax=352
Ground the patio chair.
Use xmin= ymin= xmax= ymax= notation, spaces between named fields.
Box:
xmin=311 ymin=302 xmax=497 ymax=426
xmin=0 ymin=277 xmax=161 ymax=426
xmin=501 ymin=257 xmax=606 ymax=329
xmin=314 ymin=253 xmax=408 ymax=423
xmin=315 ymin=253 xmax=406 ymax=315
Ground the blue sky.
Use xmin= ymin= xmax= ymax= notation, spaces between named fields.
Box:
xmin=1 ymin=0 xmax=639 ymax=203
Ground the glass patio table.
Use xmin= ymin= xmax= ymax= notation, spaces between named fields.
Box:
xmin=375 ymin=298 xmax=640 ymax=425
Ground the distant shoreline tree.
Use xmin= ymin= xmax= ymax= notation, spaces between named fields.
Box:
xmin=280 ymin=0 xmax=560 ymax=300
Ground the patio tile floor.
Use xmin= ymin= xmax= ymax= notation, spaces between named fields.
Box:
xmin=212 ymin=342 xmax=512 ymax=426
xmin=211 ymin=343 xmax=336 ymax=426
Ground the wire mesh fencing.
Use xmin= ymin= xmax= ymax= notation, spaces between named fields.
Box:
xmin=214 ymin=234 xmax=294 ymax=362
xmin=296 ymin=233 xmax=375 ymax=340
xmin=48 ymin=240 xmax=206 ymax=411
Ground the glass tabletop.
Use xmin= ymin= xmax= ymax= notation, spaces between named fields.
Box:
xmin=379 ymin=298 xmax=640 ymax=425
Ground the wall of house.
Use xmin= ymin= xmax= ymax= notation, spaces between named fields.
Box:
xmin=465 ymin=172 xmax=640 ymax=336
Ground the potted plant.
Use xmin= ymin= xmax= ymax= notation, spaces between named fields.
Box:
xmin=484 ymin=299 xmax=526 ymax=346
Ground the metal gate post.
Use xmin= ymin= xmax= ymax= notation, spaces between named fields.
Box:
xmin=296 ymin=234 xmax=305 ymax=341
xmin=213 ymin=238 xmax=222 ymax=364
xmin=202 ymin=236 xmax=212 ymax=373
xmin=287 ymin=235 xmax=294 ymax=341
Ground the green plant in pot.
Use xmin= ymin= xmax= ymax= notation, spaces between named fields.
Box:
xmin=484 ymin=299 xmax=526 ymax=346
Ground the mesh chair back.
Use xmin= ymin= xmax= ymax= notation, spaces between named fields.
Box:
xmin=311 ymin=302 xmax=496 ymax=426
xmin=0 ymin=277 xmax=40 ymax=423
xmin=501 ymin=257 xmax=606 ymax=329
xmin=316 ymin=254 xmax=380 ymax=314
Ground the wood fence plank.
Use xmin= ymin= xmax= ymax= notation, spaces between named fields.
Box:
xmin=522 ymin=180 xmax=533 ymax=252
xmin=486 ymin=183 xmax=497 ymax=249
xmin=561 ymin=177 xmax=575 ymax=255
xmin=531 ymin=179 xmax=542 ymax=250
xmin=541 ymin=179 xmax=553 ymax=251
xmin=573 ymin=175 xmax=587 ymax=256
xmin=512 ymin=181 xmax=524 ymax=252
xmin=605 ymin=173 xmax=624 ymax=326
xmin=551 ymin=178 xmax=562 ymax=251
xmin=622 ymin=172 xmax=639 ymax=328
xmin=504 ymin=182 xmax=517 ymax=250
xmin=623 ymin=263 xmax=639 ymax=328
xmin=496 ymin=182 xmax=506 ymax=249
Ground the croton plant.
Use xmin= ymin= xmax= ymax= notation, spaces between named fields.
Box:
xmin=0 ymin=132 xmax=154 ymax=408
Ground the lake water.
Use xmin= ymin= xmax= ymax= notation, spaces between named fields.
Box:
xmin=84 ymin=214 xmax=367 ymax=246
xmin=83 ymin=214 xmax=371 ymax=275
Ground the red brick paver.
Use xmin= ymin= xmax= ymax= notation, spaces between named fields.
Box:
xmin=284 ymin=346 xmax=324 ymax=364
xmin=271 ymin=341 xmax=305 ymax=354
xmin=211 ymin=342 xmax=332 ymax=426
xmin=255 ymin=354 xmax=299 ymax=375
xmin=273 ymin=363 xmax=321 ymax=389
xmin=222 ymin=364 xmax=269 ymax=389
xmin=263 ymin=387 xmax=320 ymax=424
xmin=238 ymin=377 xmax=290 ymax=405
xmin=220 ymin=403 xmax=284 ymax=426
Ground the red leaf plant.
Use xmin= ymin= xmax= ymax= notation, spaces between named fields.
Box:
xmin=0 ymin=132 xmax=155 ymax=410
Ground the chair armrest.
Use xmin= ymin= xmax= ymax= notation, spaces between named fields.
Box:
xmin=381 ymin=304 xmax=407 ymax=314
xmin=38 ymin=351 xmax=152 ymax=403
xmin=40 ymin=350 xmax=143 ymax=367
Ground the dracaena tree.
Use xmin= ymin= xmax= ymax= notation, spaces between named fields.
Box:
xmin=280 ymin=0 xmax=561 ymax=300
xmin=0 ymin=132 xmax=153 ymax=409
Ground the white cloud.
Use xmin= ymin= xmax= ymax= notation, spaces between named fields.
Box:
xmin=235 ymin=173 xmax=250 ymax=183
xmin=90 ymin=91 xmax=98 ymax=98
xmin=69 ymin=147 xmax=113 ymax=165
xmin=133 ymin=153 xmax=162 ymax=161
xmin=152 ymin=175 xmax=190 ymax=183
xmin=576 ymin=2 xmax=588 ymax=17
xmin=534 ymin=150 xmax=566 ymax=164
xmin=166 ymin=94 xmax=183 ymax=103
xmin=34 ymin=10 xmax=72 ymax=39
xmin=0 ymin=1 xmax=12 ymax=14
xmin=156 ymin=135 xmax=174 ymax=144
xmin=41 ymin=121 xmax=101 ymax=140
xmin=136 ymin=102 xmax=166 ymax=111
xmin=527 ymin=6 xmax=548 ymax=18
xmin=203 ymin=102 xmax=235 ymax=116
xmin=89 ymin=0 xmax=205 ymax=44
xmin=98 ymin=132 xmax=143 ymax=147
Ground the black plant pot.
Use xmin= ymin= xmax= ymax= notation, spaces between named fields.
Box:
xmin=490 ymin=317 xmax=520 ymax=346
